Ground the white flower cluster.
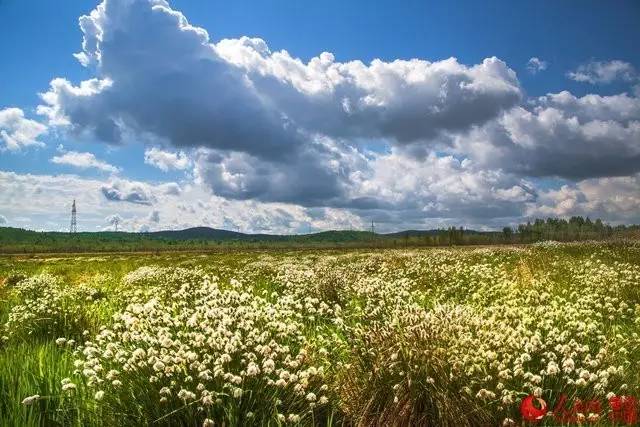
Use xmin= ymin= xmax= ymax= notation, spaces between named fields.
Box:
xmin=3 ymin=273 xmax=101 ymax=339
xmin=260 ymin=246 xmax=640 ymax=423
xmin=74 ymin=267 xmax=330 ymax=423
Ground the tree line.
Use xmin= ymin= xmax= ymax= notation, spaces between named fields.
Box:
xmin=383 ymin=217 xmax=639 ymax=247
xmin=503 ymin=216 xmax=639 ymax=243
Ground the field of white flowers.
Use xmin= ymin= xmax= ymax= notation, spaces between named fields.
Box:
xmin=0 ymin=242 xmax=639 ymax=426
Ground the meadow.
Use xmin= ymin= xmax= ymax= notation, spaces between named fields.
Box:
xmin=0 ymin=242 xmax=639 ymax=426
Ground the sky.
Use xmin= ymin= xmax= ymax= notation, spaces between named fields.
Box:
xmin=1 ymin=0 xmax=639 ymax=233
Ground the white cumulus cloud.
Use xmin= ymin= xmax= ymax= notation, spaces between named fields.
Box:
xmin=36 ymin=0 xmax=522 ymax=208
xmin=0 ymin=108 xmax=47 ymax=151
xmin=144 ymin=147 xmax=190 ymax=171
xmin=454 ymin=91 xmax=640 ymax=179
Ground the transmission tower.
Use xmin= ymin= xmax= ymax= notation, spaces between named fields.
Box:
xmin=113 ymin=217 xmax=119 ymax=232
xmin=69 ymin=200 xmax=77 ymax=233
xmin=370 ymin=220 xmax=375 ymax=234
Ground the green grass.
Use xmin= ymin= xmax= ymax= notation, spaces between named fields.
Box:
xmin=0 ymin=342 xmax=95 ymax=427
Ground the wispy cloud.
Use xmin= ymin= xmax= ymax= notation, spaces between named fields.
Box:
xmin=526 ymin=57 xmax=547 ymax=74
xmin=567 ymin=60 xmax=636 ymax=84
xmin=51 ymin=150 xmax=120 ymax=173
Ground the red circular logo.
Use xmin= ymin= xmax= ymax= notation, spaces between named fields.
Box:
xmin=520 ymin=395 xmax=547 ymax=422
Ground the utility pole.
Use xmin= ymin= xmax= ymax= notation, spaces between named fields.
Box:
xmin=69 ymin=200 xmax=77 ymax=233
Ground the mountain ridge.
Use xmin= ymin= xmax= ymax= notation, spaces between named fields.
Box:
xmin=0 ymin=225 xmax=485 ymax=245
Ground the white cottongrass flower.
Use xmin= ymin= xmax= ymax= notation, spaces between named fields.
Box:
xmin=62 ymin=382 xmax=77 ymax=392
xmin=476 ymin=389 xmax=495 ymax=400
xmin=21 ymin=395 xmax=40 ymax=405
xmin=288 ymin=414 xmax=301 ymax=423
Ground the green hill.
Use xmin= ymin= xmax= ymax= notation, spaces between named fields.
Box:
xmin=1 ymin=216 xmax=637 ymax=253
xmin=0 ymin=226 xmax=385 ymax=252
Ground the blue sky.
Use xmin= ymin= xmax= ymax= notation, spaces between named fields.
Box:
xmin=1 ymin=0 xmax=639 ymax=232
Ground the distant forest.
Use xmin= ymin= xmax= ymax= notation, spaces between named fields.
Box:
xmin=0 ymin=216 xmax=638 ymax=253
